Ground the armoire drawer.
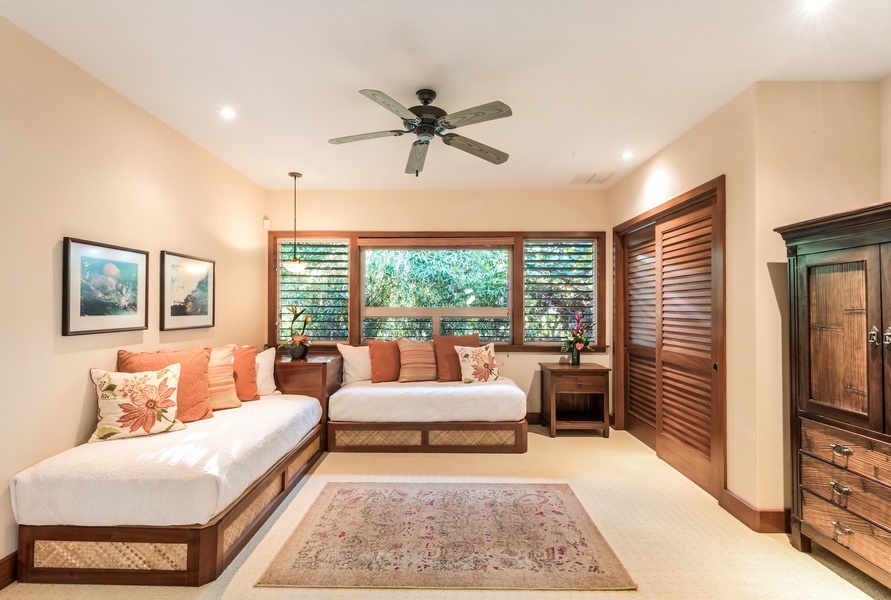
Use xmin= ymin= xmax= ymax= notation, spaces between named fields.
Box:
xmin=801 ymin=418 xmax=891 ymax=486
xmin=800 ymin=453 xmax=891 ymax=529
xmin=801 ymin=490 xmax=891 ymax=574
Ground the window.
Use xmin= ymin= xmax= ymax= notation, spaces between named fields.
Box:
xmin=362 ymin=248 xmax=510 ymax=341
xmin=275 ymin=239 xmax=349 ymax=343
xmin=270 ymin=232 xmax=605 ymax=351
xmin=523 ymin=240 xmax=596 ymax=342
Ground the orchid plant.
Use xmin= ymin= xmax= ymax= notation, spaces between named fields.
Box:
xmin=279 ymin=306 xmax=312 ymax=349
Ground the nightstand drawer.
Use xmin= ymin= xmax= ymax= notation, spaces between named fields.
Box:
xmin=555 ymin=375 xmax=606 ymax=394
xmin=801 ymin=453 xmax=891 ymax=530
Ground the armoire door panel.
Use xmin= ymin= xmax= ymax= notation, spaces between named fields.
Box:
xmin=799 ymin=246 xmax=883 ymax=430
xmin=882 ymin=244 xmax=891 ymax=435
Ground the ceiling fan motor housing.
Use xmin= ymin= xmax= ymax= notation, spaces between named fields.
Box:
xmin=406 ymin=91 xmax=447 ymax=141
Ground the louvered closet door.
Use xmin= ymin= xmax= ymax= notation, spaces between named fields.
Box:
xmin=625 ymin=227 xmax=658 ymax=447
xmin=655 ymin=204 xmax=720 ymax=495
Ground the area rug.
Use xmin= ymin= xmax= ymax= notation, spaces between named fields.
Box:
xmin=256 ymin=482 xmax=637 ymax=591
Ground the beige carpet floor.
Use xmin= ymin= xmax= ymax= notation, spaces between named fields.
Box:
xmin=2 ymin=426 xmax=890 ymax=600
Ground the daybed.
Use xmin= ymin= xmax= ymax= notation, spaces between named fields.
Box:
xmin=11 ymin=394 xmax=323 ymax=586
xmin=327 ymin=378 xmax=528 ymax=453
xmin=328 ymin=338 xmax=528 ymax=453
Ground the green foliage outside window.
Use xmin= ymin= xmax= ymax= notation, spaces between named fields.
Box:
xmin=364 ymin=250 xmax=508 ymax=308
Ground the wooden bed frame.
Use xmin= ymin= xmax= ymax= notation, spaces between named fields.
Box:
xmin=327 ymin=419 xmax=528 ymax=453
xmin=16 ymin=424 xmax=323 ymax=587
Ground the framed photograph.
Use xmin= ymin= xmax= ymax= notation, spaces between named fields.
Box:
xmin=63 ymin=237 xmax=149 ymax=336
xmin=160 ymin=251 xmax=215 ymax=330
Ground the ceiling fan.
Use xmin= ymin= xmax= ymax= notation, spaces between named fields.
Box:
xmin=329 ymin=89 xmax=512 ymax=176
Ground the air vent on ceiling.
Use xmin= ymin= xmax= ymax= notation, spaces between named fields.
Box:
xmin=570 ymin=172 xmax=615 ymax=185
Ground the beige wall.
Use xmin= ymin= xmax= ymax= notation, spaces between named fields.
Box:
xmin=752 ymin=81 xmax=880 ymax=509
xmin=607 ymin=81 xmax=881 ymax=510
xmin=265 ymin=188 xmax=612 ymax=409
xmin=0 ymin=19 xmax=268 ymax=556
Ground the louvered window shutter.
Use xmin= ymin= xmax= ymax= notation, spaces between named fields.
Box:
xmin=277 ymin=240 xmax=350 ymax=341
xmin=523 ymin=240 xmax=596 ymax=343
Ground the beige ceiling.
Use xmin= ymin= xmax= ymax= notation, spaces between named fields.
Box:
xmin=3 ymin=0 xmax=891 ymax=190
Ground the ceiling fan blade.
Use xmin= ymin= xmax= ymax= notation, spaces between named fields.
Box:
xmin=441 ymin=133 xmax=509 ymax=165
xmin=439 ymin=101 xmax=512 ymax=129
xmin=328 ymin=130 xmax=407 ymax=144
xmin=359 ymin=89 xmax=419 ymax=122
xmin=405 ymin=140 xmax=430 ymax=174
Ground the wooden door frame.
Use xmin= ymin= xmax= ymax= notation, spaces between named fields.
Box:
xmin=613 ymin=175 xmax=727 ymax=497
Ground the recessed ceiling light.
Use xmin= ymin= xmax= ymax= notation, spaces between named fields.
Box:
xmin=219 ymin=107 xmax=237 ymax=120
xmin=621 ymin=151 xmax=634 ymax=160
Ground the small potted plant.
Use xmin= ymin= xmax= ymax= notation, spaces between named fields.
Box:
xmin=560 ymin=311 xmax=591 ymax=366
xmin=279 ymin=306 xmax=312 ymax=360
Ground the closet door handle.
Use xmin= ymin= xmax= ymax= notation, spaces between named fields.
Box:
xmin=884 ymin=327 xmax=891 ymax=346
xmin=869 ymin=326 xmax=880 ymax=346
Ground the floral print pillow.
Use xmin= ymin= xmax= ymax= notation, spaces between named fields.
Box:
xmin=88 ymin=364 xmax=186 ymax=442
xmin=454 ymin=343 xmax=501 ymax=383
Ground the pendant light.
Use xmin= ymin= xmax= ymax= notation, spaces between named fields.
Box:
xmin=282 ymin=171 xmax=306 ymax=274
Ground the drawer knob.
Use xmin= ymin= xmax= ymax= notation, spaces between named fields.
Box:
xmin=832 ymin=519 xmax=854 ymax=540
xmin=577 ymin=382 xmax=583 ymax=389
xmin=830 ymin=442 xmax=853 ymax=458
xmin=829 ymin=480 xmax=852 ymax=504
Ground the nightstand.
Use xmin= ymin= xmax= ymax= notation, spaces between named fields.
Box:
xmin=273 ymin=353 xmax=342 ymax=441
xmin=539 ymin=363 xmax=610 ymax=438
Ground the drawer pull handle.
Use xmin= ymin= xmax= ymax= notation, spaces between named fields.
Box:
xmin=829 ymin=480 xmax=852 ymax=499
xmin=830 ymin=443 xmax=853 ymax=458
xmin=577 ymin=382 xmax=583 ymax=389
xmin=832 ymin=520 xmax=854 ymax=538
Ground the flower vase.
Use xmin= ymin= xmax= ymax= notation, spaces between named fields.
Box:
xmin=289 ymin=344 xmax=309 ymax=360
xmin=571 ymin=347 xmax=580 ymax=366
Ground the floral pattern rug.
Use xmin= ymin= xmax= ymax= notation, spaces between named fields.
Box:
xmin=256 ymin=482 xmax=637 ymax=590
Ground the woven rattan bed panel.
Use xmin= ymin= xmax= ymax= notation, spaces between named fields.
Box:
xmin=33 ymin=540 xmax=187 ymax=571
xmin=327 ymin=420 xmax=527 ymax=453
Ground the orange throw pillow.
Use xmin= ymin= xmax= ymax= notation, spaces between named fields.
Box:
xmin=233 ymin=345 xmax=261 ymax=401
xmin=117 ymin=347 xmax=213 ymax=422
xmin=433 ymin=334 xmax=480 ymax=382
xmin=367 ymin=339 xmax=401 ymax=383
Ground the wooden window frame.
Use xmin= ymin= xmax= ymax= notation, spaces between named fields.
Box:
xmin=268 ymin=230 xmax=606 ymax=352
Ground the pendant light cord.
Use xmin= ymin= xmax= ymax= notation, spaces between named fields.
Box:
xmin=288 ymin=171 xmax=302 ymax=258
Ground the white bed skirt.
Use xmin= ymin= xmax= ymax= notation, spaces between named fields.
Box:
xmin=10 ymin=395 xmax=321 ymax=527
xmin=328 ymin=378 xmax=527 ymax=423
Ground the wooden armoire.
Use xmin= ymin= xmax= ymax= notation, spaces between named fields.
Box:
xmin=777 ymin=202 xmax=891 ymax=588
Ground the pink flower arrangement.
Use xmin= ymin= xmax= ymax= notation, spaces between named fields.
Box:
xmin=560 ymin=311 xmax=591 ymax=353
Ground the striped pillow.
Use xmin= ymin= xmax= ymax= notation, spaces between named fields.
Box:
xmin=208 ymin=344 xmax=241 ymax=410
xmin=397 ymin=339 xmax=437 ymax=382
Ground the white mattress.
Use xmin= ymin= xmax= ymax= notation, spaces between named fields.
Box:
xmin=10 ymin=395 xmax=321 ymax=527
xmin=328 ymin=378 xmax=527 ymax=422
